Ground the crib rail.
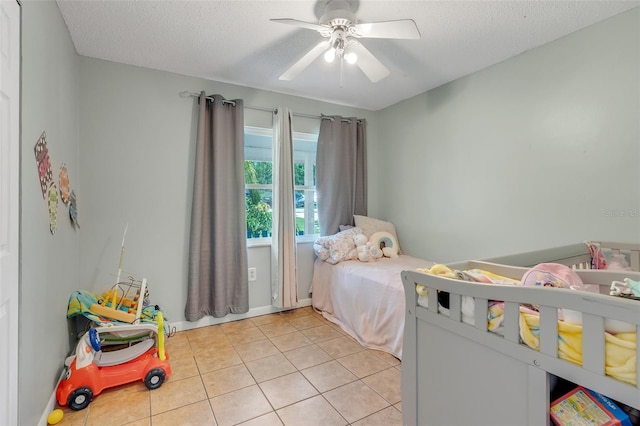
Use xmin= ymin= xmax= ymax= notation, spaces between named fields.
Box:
xmin=401 ymin=264 xmax=640 ymax=410
xmin=482 ymin=241 xmax=640 ymax=272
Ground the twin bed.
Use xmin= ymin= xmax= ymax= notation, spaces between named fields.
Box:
xmin=311 ymin=254 xmax=433 ymax=358
xmin=311 ymin=239 xmax=639 ymax=425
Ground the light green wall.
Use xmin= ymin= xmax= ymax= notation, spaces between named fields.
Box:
xmin=76 ymin=57 xmax=377 ymax=327
xmin=376 ymin=8 xmax=640 ymax=263
xmin=21 ymin=1 xmax=81 ymax=425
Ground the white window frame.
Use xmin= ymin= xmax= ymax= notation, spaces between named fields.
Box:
xmin=245 ymin=126 xmax=318 ymax=245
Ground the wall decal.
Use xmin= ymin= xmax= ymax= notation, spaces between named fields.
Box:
xmin=34 ymin=132 xmax=53 ymax=199
xmin=48 ymin=182 xmax=58 ymax=234
xmin=59 ymin=164 xmax=70 ymax=205
xmin=69 ymin=190 xmax=79 ymax=229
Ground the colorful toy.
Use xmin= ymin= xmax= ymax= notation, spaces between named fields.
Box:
xmin=46 ymin=409 xmax=63 ymax=425
xmin=56 ymin=313 xmax=170 ymax=410
xmin=89 ymin=277 xmax=148 ymax=323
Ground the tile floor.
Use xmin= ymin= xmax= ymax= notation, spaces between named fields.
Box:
xmin=56 ymin=306 xmax=403 ymax=426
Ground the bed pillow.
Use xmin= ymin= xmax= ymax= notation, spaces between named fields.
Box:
xmin=314 ymin=227 xmax=362 ymax=264
xmin=353 ymin=215 xmax=402 ymax=254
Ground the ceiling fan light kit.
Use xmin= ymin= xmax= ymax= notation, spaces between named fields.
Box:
xmin=271 ymin=0 xmax=420 ymax=83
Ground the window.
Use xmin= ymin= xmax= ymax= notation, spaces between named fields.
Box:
xmin=244 ymin=126 xmax=319 ymax=240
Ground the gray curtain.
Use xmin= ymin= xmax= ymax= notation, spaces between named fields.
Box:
xmin=316 ymin=116 xmax=367 ymax=236
xmin=185 ymin=92 xmax=248 ymax=321
xmin=271 ymin=108 xmax=298 ymax=308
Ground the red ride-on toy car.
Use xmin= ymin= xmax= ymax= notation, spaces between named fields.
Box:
xmin=56 ymin=314 xmax=171 ymax=410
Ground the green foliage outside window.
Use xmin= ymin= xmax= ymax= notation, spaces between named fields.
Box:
xmin=245 ymin=161 xmax=272 ymax=237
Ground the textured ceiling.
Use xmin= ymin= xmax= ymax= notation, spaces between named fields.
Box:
xmin=56 ymin=0 xmax=640 ymax=111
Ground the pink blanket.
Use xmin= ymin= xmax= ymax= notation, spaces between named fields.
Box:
xmin=311 ymin=255 xmax=434 ymax=359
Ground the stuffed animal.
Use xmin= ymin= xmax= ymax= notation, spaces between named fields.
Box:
xmin=357 ymin=244 xmax=372 ymax=262
xmin=354 ymin=234 xmax=381 ymax=262
xmin=368 ymin=242 xmax=383 ymax=259
xmin=382 ymin=246 xmax=399 ymax=258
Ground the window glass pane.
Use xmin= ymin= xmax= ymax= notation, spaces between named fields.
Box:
xmin=293 ymin=134 xmax=318 ymax=236
xmin=244 ymin=131 xmax=273 ymax=239
xmin=246 ymin=188 xmax=272 ymax=238
xmin=294 ymin=163 xmax=305 ymax=186
xmin=244 ymin=126 xmax=319 ymax=239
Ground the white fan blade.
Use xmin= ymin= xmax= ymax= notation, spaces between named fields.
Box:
xmin=354 ymin=19 xmax=420 ymax=39
xmin=280 ymin=40 xmax=330 ymax=81
xmin=270 ymin=18 xmax=328 ymax=33
xmin=349 ymin=41 xmax=390 ymax=83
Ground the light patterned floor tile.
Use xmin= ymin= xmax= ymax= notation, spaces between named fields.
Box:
xmin=164 ymin=333 xmax=192 ymax=358
xmin=185 ymin=324 xmax=225 ymax=341
xmin=189 ymin=334 xmax=233 ymax=355
xmin=86 ymin=389 xmax=150 ymax=426
xmin=220 ymin=319 xmax=257 ymax=333
xmin=283 ymin=344 xmax=332 ymax=370
xmin=323 ymin=381 xmax=390 ymax=423
xmin=258 ymin=321 xmax=297 ymax=338
xmin=368 ymin=349 xmax=401 ymax=366
xmin=362 ymin=367 xmax=401 ymax=404
xmin=250 ymin=313 xmax=283 ymax=326
xmin=194 ymin=346 xmax=242 ymax=374
xmin=351 ymin=406 xmax=403 ymax=426
xmin=245 ymin=353 xmax=297 ymax=383
xmin=269 ymin=331 xmax=313 ymax=352
xmin=316 ymin=336 xmax=365 ymax=359
xmin=149 ymin=375 xmax=207 ymax=416
xmin=299 ymin=325 xmax=343 ymax=343
xmin=288 ymin=315 xmax=325 ymax=330
xmin=300 ymin=360 xmax=357 ymax=393
xmin=278 ymin=308 xmax=312 ymax=320
xmin=235 ymin=339 xmax=281 ymax=362
xmin=122 ymin=418 xmax=150 ymax=426
xmin=201 ymin=364 xmax=256 ymax=398
xmin=337 ymin=350 xmax=394 ymax=378
xmin=151 ymin=400 xmax=215 ymax=426
xmin=238 ymin=411 xmax=283 ymax=426
xmin=226 ymin=327 xmax=268 ymax=346
xmin=276 ymin=395 xmax=347 ymax=426
xmin=210 ymin=385 xmax=273 ymax=426
xmin=168 ymin=354 xmax=200 ymax=381
xmin=258 ymin=372 xmax=318 ymax=409
xmin=55 ymin=406 xmax=89 ymax=426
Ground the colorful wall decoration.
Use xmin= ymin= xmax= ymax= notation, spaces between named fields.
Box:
xmin=34 ymin=132 xmax=80 ymax=234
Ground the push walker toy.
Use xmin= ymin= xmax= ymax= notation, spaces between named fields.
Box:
xmin=56 ymin=313 xmax=170 ymax=410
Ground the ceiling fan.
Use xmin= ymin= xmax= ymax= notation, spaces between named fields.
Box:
xmin=271 ymin=0 xmax=420 ymax=83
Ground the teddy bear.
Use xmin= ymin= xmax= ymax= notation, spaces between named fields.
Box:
xmin=354 ymin=233 xmax=383 ymax=262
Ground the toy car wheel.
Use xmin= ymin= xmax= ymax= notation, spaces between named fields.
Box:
xmin=144 ymin=368 xmax=166 ymax=390
xmin=68 ymin=387 xmax=93 ymax=411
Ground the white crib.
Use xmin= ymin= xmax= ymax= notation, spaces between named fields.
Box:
xmin=401 ymin=256 xmax=639 ymax=425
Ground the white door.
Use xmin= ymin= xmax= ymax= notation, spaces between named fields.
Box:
xmin=0 ymin=1 xmax=20 ymax=425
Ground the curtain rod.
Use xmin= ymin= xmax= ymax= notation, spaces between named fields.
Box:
xmin=179 ymin=91 xmax=360 ymax=124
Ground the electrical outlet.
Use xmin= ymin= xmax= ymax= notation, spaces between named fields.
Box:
xmin=248 ymin=267 xmax=257 ymax=281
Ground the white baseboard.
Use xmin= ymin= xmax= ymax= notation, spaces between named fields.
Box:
xmin=39 ymin=369 xmax=66 ymax=426
xmin=171 ymin=298 xmax=312 ymax=332
xmin=40 ymin=299 xmax=312 ymax=424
